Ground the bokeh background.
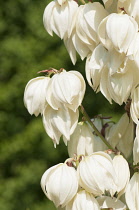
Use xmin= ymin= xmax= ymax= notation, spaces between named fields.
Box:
xmin=0 ymin=0 xmax=124 ymax=209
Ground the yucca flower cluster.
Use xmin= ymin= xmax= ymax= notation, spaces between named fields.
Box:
xmin=24 ymin=0 xmax=139 ymax=209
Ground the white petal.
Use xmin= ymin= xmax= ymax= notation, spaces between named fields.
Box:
xmin=52 ymin=2 xmax=69 ymax=39
xmin=43 ymin=1 xmax=55 ymax=36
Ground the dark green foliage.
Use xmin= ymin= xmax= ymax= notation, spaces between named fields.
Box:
xmin=0 ymin=0 xmax=124 ymax=209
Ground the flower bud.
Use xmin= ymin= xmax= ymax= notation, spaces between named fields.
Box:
xmin=66 ymin=190 xmax=100 ymax=210
xmin=41 ymin=163 xmax=78 ymax=208
xmin=46 ymin=70 xmax=85 ymax=112
xmin=77 ymin=152 xmax=117 ymax=196
xmin=113 ymin=155 xmax=130 ymax=198
xmin=43 ymin=105 xmax=79 ymax=147
xmin=43 ymin=0 xmax=78 ymax=39
xmin=24 ymin=77 xmax=50 ymax=116
xmin=125 ymin=173 xmax=139 ymax=210
xmin=97 ymin=196 xmax=126 ymax=209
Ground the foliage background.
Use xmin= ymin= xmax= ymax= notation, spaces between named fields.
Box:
xmin=0 ymin=0 xmax=124 ymax=209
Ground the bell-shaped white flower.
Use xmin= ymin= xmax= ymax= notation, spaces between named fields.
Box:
xmin=118 ymin=0 xmax=139 ymax=26
xmin=24 ymin=77 xmax=50 ymax=116
xmin=98 ymin=13 xmax=138 ymax=53
xmin=133 ymin=123 xmax=139 ymax=165
xmin=41 ymin=162 xmax=78 ymax=208
xmin=43 ymin=105 xmax=79 ymax=147
xmin=106 ymin=113 xmax=134 ymax=158
xmin=97 ymin=196 xmax=127 ymax=210
xmin=77 ymin=152 xmax=117 ymax=196
xmin=43 ymin=0 xmax=78 ymax=39
xmin=130 ymin=86 xmax=139 ymax=124
xmin=66 ymin=190 xmax=100 ymax=210
xmin=76 ymin=3 xmax=108 ymax=45
xmin=113 ymin=155 xmax=130 ymax=198
xmin=100 ymin=49 xmax=139 ymax=105
xmin=46 ymin=70 xmax=86 ymax=112
xmin=125 ymin=173 xmax=139 ymax=210
xmin=85 ymin=44 xmax=108 ymax=91
xmin=67 ymin=121 xmax=107 ymax=158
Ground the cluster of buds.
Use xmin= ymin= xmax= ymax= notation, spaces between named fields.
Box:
xmin=23 ymin=0 xmax=139 ymax=209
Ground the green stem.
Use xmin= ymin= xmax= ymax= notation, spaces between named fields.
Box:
xmin=79 ymin=105 xmax=115 ymax=150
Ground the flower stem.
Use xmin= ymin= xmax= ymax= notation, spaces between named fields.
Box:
xmin=79 ymin=105 xmax=115 ymax=151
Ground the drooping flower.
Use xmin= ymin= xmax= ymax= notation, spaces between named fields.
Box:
xmin=43 ymin=0 xmax=78 ymax=39
xmin=75 ymin=2 xmax=108 ymax=45
xmin=125 ymin=173 xmax=139 ymax=210
xmin=45 ymin=70 xmax=86 ymax=112
xmin=77 ymin=152 xmax=117 ymax=196
xmin=99 ymin=49 xmax=139 ymax=105
xmin=41 ymin=162 xmax=78 ymax=208
xmin=24 ymin=76 xmax=50 ymax=116
xmin=98 ymin=13 xmax=138 ymax=53
xmin=43 ymin=105 xmax=79 ymax=147
xmin=66 ymin=190 xmax=100 ymax=210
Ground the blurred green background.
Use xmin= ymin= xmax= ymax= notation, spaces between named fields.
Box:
xmin=0 ymin=0 xmax=124 ymax=209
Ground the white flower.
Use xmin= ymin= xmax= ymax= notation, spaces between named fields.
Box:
xmin=100 ymin=49 xmax=139 ymax=105
xmin=106 ymin=113 xmax=134 ymax=158
xmin=67 ymin=121 xmax=107 ymax=158
xmin=43 ymin=0 xmax=78 ymax=39
xmin=76 ymin=3 xmax=108 ymax=45
xmin=125 ymin=173 xmax=139 ymax=210
xmin=41 ymin=162 xmax=78 ymax=208
xmin=118 ymin=0 xmax=139 ymax=26
xmin=85 ymin=44 xmax=108 ymax=91
xmin=97 ymin=196 xmax=126 ymax=210
xmin=113 ymin=155 xmax=130 ymax=198
xmin=66 ymin=190 xmax=100 ymax=210
xmin=46 ymin=70 xmax=86 ymax=112
xmin=77 ymin=152 xmax=117 ymax=196
xmin=43 ymin=105 xmax=79 ymax=147
xmin=98 ymin=13 xmax=138 ymax=53
xmin=130 ymin=86 xmax=139 ymax=124
xmin=24 ymin=76 xmax=50 ymax=116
